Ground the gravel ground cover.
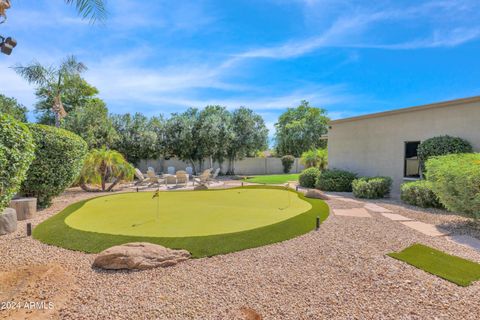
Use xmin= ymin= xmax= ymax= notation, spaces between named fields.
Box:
xmin=1 ymin=186 xmax=480 ymax=319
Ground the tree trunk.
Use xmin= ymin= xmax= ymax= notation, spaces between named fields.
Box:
xmin=106 ymin=178 xmax=118 ymax=192
xmin=54 ymin=112 xmax=60 ymax=128
xmin=80 ymin=183 xmax=101 ymax=192
xmin=189 ymin=160 xmax=197 ymax=175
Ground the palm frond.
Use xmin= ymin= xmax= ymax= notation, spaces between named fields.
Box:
xmin=64 ymin=0 xmax=107 ymax=23
xmin=59 ymin=55 xmax=87 ymax=75
xmin=12 ymin=62 xmax=52 ymax=86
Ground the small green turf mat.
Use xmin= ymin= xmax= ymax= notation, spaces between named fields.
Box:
xmin=388 ymin=243 xmax=480 ymax=287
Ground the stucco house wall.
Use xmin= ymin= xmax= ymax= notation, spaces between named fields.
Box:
xmin=328 ymin=96 xmax=480 ymax=195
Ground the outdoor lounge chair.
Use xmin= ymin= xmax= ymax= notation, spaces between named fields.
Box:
xmin=176 ymin=172 xmax=189 ymax=186
xmin=134 ymin=168 xmax=148 ymax=185
xmin=193 ymin=171 xmax=210 ymax=186
xmin=164 ymin=175 xmax=177 ymax=186
xmin=146 ymin=170 xmax=160 ymax=185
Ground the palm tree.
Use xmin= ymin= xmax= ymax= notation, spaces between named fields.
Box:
xmin=79 ymin=148 xmax=134 ymax=192
xmin=65 ymin=0 xmax=107 ymax=22
xmin=13 ymin=56 xmax=87 ymax=127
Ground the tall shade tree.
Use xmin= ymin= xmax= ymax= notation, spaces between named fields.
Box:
xmin=62 ymin=98 xmax=118 ymax=149
xmin=196 ymin=105 xmax=233 ymax=169
xmin=226 ymin=107 xmax=268 ymax=175
xmin=111 ymin=113 xmax=165 ymax=165
xmin=13 ymin=56 xmax=87 ymax=127
xmin=274 ymin=100 xmax=329 ymax=157
xmin=35 ymin=75 xmax=98 ymax=125
xmin=164 ymin=108 xmax=201 ymax=174
xmin=0 ymin=93 xmax=27 ymax=122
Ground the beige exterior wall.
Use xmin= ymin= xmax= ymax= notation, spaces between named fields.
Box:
xmin=328 ymin=98 xmax=480 ymax=195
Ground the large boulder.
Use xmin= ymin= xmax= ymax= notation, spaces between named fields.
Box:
xmin=0 ymin=208 xmax=18 ymax=235
xmin=304 ymin=189 xmax=330 ymax=200
xmin=93 ymin=242 xmax=191 ymax=270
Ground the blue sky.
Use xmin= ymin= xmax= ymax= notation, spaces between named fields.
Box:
xmin=1 ymin=0 xmax=480 ymax=134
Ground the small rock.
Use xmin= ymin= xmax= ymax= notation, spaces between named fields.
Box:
xmin=304 ymin=189 xmax=330 ymax=200
xmin=93 ymin=242 xmax=191 ymax=270
xmin=0 ymin=208 xmax=18 ymax=235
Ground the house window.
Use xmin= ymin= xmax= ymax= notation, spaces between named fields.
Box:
xmin=404 ymin=141 xmax=420 ymax=178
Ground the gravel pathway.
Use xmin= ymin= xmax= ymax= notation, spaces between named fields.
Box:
xmin=1 ymin=188 xmax=480 ymax=319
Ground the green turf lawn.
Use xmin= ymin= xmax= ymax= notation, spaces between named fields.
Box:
xmin=244 ymin=173 xmax=299 ymax=184
xmin=388 ymin=243 xmax=480 ymax=287
xmin=33 ymin=186 xmax=329 ymax=258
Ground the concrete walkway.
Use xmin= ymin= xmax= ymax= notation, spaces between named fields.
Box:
xmin=330 ymin=194 xmax=480 ymax=253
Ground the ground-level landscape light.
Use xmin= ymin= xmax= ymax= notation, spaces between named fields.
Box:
xmin=27 ymin=223 xmax=32 ymax=236
xmin=316 ymin=216 xmax=320 ymax=231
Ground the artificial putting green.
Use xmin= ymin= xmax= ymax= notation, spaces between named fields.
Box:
xmin=388 ymin=243 xmax=480 ymax=287
xmin=65 ymin=188 xmax=311 ymax=237
xmin=33 ymin=186 xmax=329 ymax=257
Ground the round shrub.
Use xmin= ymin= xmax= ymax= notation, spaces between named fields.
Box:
xmin=21 ymin=124 xmax=88 ymax=208
xmin=400 ymin=180 xmax=443 ymax=208
xmin=281 ymin=155 xmax=295 ymax=173
xmin=299 ymin=167 xmax=320 ymax=188
xmin=0 ymin=114 xmax=35 ymax=212
xmin=426 ymin=153 xmax=480 ymax=219
xmin=315 ymin=169 xmax=357 ymax=192
xmin=352 ymin=176 xmax=392 ymax=199
xmin=418 ymin=135 xmax=472 ymax=172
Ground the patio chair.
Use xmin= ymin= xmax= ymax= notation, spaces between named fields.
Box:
xmin=193 ymin=171 xmax=210 ymax=186
xmin=134 ymin=168 xmax=148 ymax=185
xmin=208 ymin=168 xmax=221 ymax=183
xmin=146 ymin=170 xmax=160 ymax=185
xmin=167 ymin=166 xmax=175 ymax=175
xmin=185 ymin=167 xmax=193 ymax=176
xmin=164 ymin=175 xmax=177 ymax=186
xmin=176 ymin=172 xmax=189 ymax=186
xmin=148 ymin=166 xmax=156 ymax=173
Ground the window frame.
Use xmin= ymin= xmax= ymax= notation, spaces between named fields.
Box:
xmin=404 ymin=141 xmax=421 ymax=178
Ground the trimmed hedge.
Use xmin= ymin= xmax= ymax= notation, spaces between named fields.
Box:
xmin=315 ymin=169 xmax=357 ymax=192
xmin=281 ymin=155 xmax=295 ymax=173
xmin=400 ymin=180 xmax=443 ymax=208
xmin=299 ymin=167 xmax=320 ymax=188
xmin=21 ymin=124 xmax=88 ymax=208
xmin=352 ymin=176 xmax=392 ymax=199
xmin=0 ymin=114 xmax=35 ymax=212
xmin=418 ymin=135 xmax=472 ymax=172
xmin=426 ymin=153 xmax=480 ymax=219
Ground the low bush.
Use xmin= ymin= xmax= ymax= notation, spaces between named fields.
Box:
xmin=299 ymin=167 xmax=321 ymax=188
xmin=426 ymin=153 xmax=480 ymax=219
xmin=281 ymin=155 xmax=295 ymax=173
xmin=352 ymin=176 xmax=392 ymax=199
xmin=21 ymin=124 xmax=88 ymax=208
xmin=315 ymin=169 xmax=357 ymax=192
xmin=418 ymin=135 xmax=472 ymax=172
xmin=0 ymin=114 xmax=35 ymax=211
xmin=400 ymin=180 xmax=443 ymax=208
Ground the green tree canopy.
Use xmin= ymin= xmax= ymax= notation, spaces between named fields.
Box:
xmin=196 ymin=105 xmax=233 ymax=168
xmin=164 ymin=108 xmax=201 ymax=173
xmin=226 ymin=107 xmax=268 ymax=174
xmin=14 ymin=56 xmax=89 ymax=127
xmin=111 ymin=113 xmax=165 ymax=165
xmin=62 ymin=98 xmax=118 ymax=149
xmin=0 ymin=94 xmax=28 ymax=122
xmin=274 ymin=100 xmax=329 ymax=157
xmin=34 ymin=75 xmax=98 ymax=125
